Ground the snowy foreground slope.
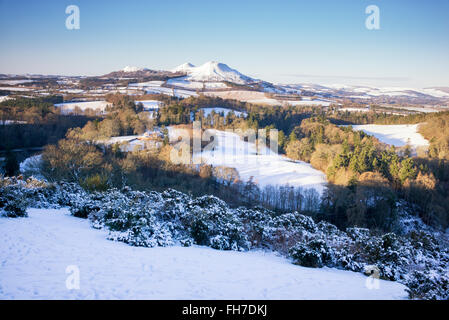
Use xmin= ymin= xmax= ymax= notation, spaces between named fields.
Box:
xmin=0 ymin=209 xmax=407 ymax=300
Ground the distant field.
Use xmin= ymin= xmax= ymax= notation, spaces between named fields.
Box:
xmin=351 ymin=124 xmax=429 ymax=149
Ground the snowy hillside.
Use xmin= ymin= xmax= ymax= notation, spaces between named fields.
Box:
xmin=169 ymin=128 xmax=327 ymax=194
xmin=172 ymin=61 xmax=256 ymax=84
xmin=351 ymin=124 xmax=429 ymax=149
xmin=282 ymin=83 xmax=449 ymax=101
xmin=0 ymin=208 xmax=407 ymax=299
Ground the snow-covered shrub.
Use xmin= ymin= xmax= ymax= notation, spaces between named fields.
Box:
xmin=156 ymin=189 xmax=190 ymax=239
xmin=87 ymin=188 xmax=176 ymax=248
xmin=19 ymin=155 xmax=43 ymax=179
xmin=317 ymin=220 xmax=340 ymax=236
xmin=408 ymin=230 xmax=440 ymax=252
xmin=289 ymin=243 xmax=324 ymax=268
xmin=186 ymin=195 xmax=248 ymax=250
xmin=289 ymin=238 xmax=333 ymax=268
xmin=236 ymin=207 xmax=273 ymax=248
xmin=265 ymin=212 xmax=318 ymax=253
xmin=69 ymin=196 xmax=100 ymax=219
xmin=108 ymin=221 xmax=174 ymax=248
xmin=406 ymin=269 xmax=449 ymax=300
xmin=210 ymin=234 xmax=236 ymax=250
xmin=0 ymin=185 xmax=28 ymax=217
xmin=159 ymin=189 xmax=190 ymax=220
xmin=180 ymin=238 xmax=193 ymax=247
xmin=55 ymin=182 xmax=88 ymax=207
xmin=346 ymin=227 xmax=370 ymax=241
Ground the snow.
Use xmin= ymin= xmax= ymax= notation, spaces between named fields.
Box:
xmin=204 ymin=82 xmax=229 ymax=89
xmin=170 ymin=89 xmax=198 ymax=98
xmin=420 ymin=88 xmax=449 ymax=98
xmin=135 ymin=100 xmax=162 ymax=110
xmin=167 ymin=78 xmax=204 ymax=90
xmin=0 ymin=208 xmax=408 ymax=300
xmin=388 ymin=105 xmax=442 ymax=114
xmin=103 ymin=135 xmax=140 ymax=144
xmin=0 ymin=80 xmax=34 ymax=85
xmin=102 ymin=136 xmax=143 ymax=152
xmin=246 ymin=98 xmax=282 ymax=106
xmin=0 ymin=96 xmax=13 ymax=103
xmin=200 ymin=107 xmax=247 ymax=118
xmin=19 ymin=155 xmax=43 ymax=178
xmin=122 ymin=66 xmax=147 ymax=73
xmin=128 ymin=81 xmax=198 ymax=98
xmin=176 ymin=61 xmax=256 ymax=85
xmin=339 ymin=107 xmax=370 ymax=113
xmin=287 ymin=99 xmax=332 ymax=107
xmin=129 ymin=81 xmax=165 ymax=87
xmin=0 ymin=120 xmax=27 ymax=125
xmin=166 ymin=78 xmax=229 ymax=90
xmin=169 ymin=128 xmax=327 ymax=194
xmin=286 ymin=83 xmax=449 ymax=100
xmin=55 ymin=101 xmax=111 ymax=114
xmin=0 ymin=87 xmax=33 ymax=92
xmin=102 ymin=134 xmax=162 ymax=152
xmin=351 ymin=124 xmax=430 ymax=149
xmin=60 ymin=89 xmax=85 ymax=94
xmin=171 ymin=62 xmax=196 ymax=73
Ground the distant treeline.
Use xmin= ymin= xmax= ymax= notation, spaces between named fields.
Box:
xmin=0 ymin=95 xmax=97 ymax=150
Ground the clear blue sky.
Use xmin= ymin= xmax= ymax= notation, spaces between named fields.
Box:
xmin=0 ymin=0 xmax=448 ymax=87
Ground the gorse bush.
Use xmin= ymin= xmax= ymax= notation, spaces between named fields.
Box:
xmin=0 ymin=185 xmax=28 ymax=217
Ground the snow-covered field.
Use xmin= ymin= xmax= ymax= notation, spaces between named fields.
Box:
xmin=167 ymin=78 xmax=204 ymax=90
xmin=287 ymin=99 xmax=332 ymax=107
xmin=0 ymin=86 xmax=33 ymax=92
xmin=351 ymin=124 xmax=429 ymax=149
xmin=0 ymin=208 xmax=408 ymax=300
xmin=327 ymin=84 xmax=449 ymax=99
xmin=100 ymin=135 xmax=147 ymax=152
xmin=167 ymin=78 xmax=229 ymax=90
xmin=135 ymin=100 xmax=162 ymax=110
xmin=246 ymin=97 xmax=282 ymax=106
xmin=0 ymin=80 xmax=34 ymax=85
xmin=0 ymin=96 xmax=12 ymax=103
xmin=128 ymin=80 xmax=198 ymax=98
xmin=169 ymin=128 xmax=327 ymax=194
xmin=200 ymin=107 xmax=247 ymax=118
xmin=204 ymin=91 xmax=334 ymax=107
xmin=339 ymin=107 xmax=370 ymax=113
xmin=129 ymin=80 xmax=165 ymax=87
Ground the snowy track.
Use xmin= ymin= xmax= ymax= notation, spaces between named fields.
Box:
xmin=0 ymin=209 xmax=407 ymax=300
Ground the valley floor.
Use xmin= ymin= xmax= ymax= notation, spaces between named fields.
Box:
xmin=0 ymin=208 xmax=408 ymax=300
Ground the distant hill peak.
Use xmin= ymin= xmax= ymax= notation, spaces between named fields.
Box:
xmin=171 ymin=62 xmax=196 ymax=73
xmin=122 ymin=66 xmax=148 ymax=73
xmin=172 ymin=61 xmax=256 ymax=84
